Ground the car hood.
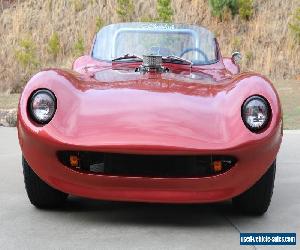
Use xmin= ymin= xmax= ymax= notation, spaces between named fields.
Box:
xmin=19 ymin=69 xmax=281 ymax=153
xmin=92 ymin=66 xmax=232 ymax=84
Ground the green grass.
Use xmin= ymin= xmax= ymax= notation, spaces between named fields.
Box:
xmin=274 ymin=80 xmax=300 ymax=129
xmin=0 ymin=94 xmax=19 ymax=109
xmin=0 ymin=80 xmax=299 ymax=129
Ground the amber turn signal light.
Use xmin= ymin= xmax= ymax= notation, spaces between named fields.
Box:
xmin=70 ymin=155 xmax=79 ymax=168
xmin=213 ymin=160 xmax=222 ymax=172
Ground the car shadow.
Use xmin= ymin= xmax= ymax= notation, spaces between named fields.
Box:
xmin=42 ymin=196 xmax=258 ymax=228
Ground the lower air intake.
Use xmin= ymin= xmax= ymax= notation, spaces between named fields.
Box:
xmin=57 ymin=151 xmax=236 ymax=178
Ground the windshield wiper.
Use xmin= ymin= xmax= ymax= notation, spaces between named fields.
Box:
xmin=162 ymin=55 xmax=192 ymax=66
xmin=112 ymin=54 xmax=143 ymax=62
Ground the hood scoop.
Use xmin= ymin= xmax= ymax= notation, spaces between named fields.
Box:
xmin=136 ymin=55 xmax=168 ymax=73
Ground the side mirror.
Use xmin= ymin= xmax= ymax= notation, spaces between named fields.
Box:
xmin=232 ymin=51 xmax=242 ymax=64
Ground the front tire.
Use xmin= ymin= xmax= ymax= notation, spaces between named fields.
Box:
xmin=22 ymin=157 xmax=68 ymax=209
xmin=233 ymin=161 xmax=276 ymax=215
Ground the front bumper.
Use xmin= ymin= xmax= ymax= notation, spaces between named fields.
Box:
xmin=18 ymin=121 xmax=282 ymax=203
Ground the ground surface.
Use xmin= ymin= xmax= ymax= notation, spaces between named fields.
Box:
xmin=0 ymin=128 xmax=299 ymax=250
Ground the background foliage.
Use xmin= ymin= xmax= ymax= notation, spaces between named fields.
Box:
xmin=157 ymin=0 xmax=173 ymax=22
xmin=289 ymin=7 xmax=300 ymax=44
xmin=0 ymin=0 xmax=299 ymax=93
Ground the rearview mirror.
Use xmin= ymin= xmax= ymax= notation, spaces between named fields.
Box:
xmin=232 ymin=51 xmax=242 ymax=64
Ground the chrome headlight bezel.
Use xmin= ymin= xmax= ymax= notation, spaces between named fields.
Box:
xmin=242 ymin=95 xmax=271 ymax=133
xmin=28 ymin=89 xmax=57 ymax=124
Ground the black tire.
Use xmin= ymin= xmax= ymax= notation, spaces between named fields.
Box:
xmin=22 ymin=157 xmax=68 ymax=209
xmin=233 ymin=161 xmax=276 ymax=215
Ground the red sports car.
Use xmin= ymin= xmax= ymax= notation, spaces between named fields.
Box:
xmin=18 ymin=23 xmax=282 ymax=214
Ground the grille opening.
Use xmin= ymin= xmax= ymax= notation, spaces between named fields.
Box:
xmin=57 ymin=151 xmax=237 ymax=178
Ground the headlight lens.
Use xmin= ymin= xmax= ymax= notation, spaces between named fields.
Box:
xmin=29 ymin=89 xmax=56 ymax=124
xmin=242 ymin=96 xmax=270 ymax=132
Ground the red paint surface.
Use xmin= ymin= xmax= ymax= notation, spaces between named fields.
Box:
xmin=223 ymin=57 xmax=240 ymax=75
xmin=17 ymin=54 xmax=282 ymax=203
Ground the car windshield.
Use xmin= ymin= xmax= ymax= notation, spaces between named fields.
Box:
xmin=92 ymin=23 xmax=218 ymax=65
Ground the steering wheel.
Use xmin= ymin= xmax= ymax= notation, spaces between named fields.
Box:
xmin=179 ymin=48 xmax=209 ymax=62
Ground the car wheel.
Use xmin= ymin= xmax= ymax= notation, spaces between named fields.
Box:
xmin=22 ymin=157 xmax=68 ymax=209
xmin=233 ymin=160 xmax=276 ymax=215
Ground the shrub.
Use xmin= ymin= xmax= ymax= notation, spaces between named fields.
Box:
xmin=116 ymin=0 xmax=134 ymax=21
xmin=209 ymin=0 xmax=239 ymax=20
xmin=95 ymin=17 xmax=104 ymax=31
xmin=289 ymin=8 xmax=300 ymax=44
xmin=73 ymin=36 xmax=85 ymax=56
xmin=47 ymin=32 xmax=60 ymax=59
xmin=209 ymin=0 xmax=253 ymax=20
xmin=73 ymin=0 xmax=84 ymax=12
xmin=15 ymin=38 xmax=39 ymax=68
xmin=157 ymin=0 xmax=173 ymax=22
xmin=238 ymin=0 xmax=253 ymax=20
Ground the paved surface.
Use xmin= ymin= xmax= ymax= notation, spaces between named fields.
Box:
xmin=0 ymin=128 xmax=299 ymax=250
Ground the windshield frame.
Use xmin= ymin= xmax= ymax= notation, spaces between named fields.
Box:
xmin=91 ymin=22 xmax=220 ymax=66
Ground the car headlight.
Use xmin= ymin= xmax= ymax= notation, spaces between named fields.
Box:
xmin=29 ymin=89 xmax=56 ymax=124
xmin=242 ymin=96 xmax=271 ymax=132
